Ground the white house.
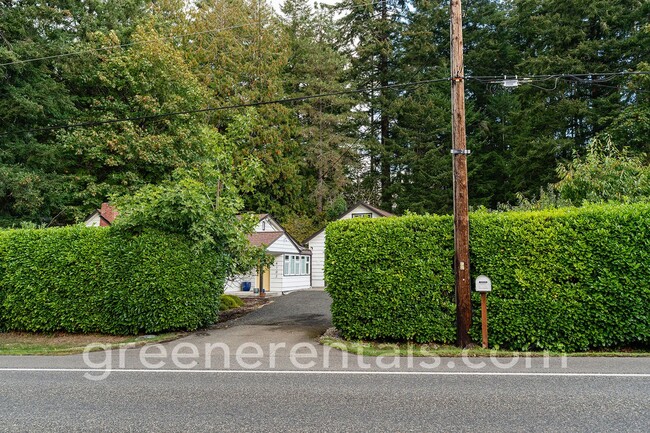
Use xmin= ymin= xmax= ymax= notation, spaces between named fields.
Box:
xmin=304 ymin=202 xmax=394 ymax=288
xmin=225 ymin=214 xmax=312 ymax=294
xmin=84 ymin=203 xmax=118 ymax=227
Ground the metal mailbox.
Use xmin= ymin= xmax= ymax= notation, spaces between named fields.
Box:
xmin=475 ymin=275 xmax=492 ymax=292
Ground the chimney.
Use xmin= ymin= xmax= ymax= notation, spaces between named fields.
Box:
xmin=99 ymin=202 xmax=118 ymax=226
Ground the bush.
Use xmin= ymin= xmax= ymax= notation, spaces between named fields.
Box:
xmin=219 ymin=294 xmax=244 ymax=311
xmin=325 ymin=203 xmax=650 ymax=351
xmin=0 ymin=226 xmax=225 ymax=334
xmin=325 ymin=214 xmax=457 ymax=344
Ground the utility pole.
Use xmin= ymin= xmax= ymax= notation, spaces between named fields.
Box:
xmin=450 ymin=0 xmax=472 ymax=347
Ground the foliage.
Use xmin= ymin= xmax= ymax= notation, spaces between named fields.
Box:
xmin=282 ymin=0 xmax=361 ymax=219
xmin=112 ymin=116 xmax=273 ymax=277
xmin=325 ymin=214 xmax=457 ymax=344
xmin=0 ymin=226 xmax=224 ymax=334
xmin=505 ymin=137 xmax=650 ymax=210
xmin=2 ymin=0 xmax=649 ymax=227
xmin=220 ymin=294 xmax=245 ymax=311
xmin=326 ymin=203 xmax=650 ymax=351
xmin=56 ymin=21 xmax=211 ymax=221
xmin=554 ymin=138 xmax=650 ymax=205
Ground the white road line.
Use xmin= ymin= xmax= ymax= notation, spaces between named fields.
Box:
xmin=0 ymin=368 xmax=648 ymax=377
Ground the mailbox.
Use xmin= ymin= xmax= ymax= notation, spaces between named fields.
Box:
xmin=475 ymin=275 xmax=492 ymax=292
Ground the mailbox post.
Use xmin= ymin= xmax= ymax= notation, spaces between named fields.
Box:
xmin=475 ymin=275 xmax=492 ymax=349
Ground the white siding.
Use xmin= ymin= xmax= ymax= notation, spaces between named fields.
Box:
xmin=85 ymin=213 xmax=101 ymax=227
xmin=269 ymin=256 xmax=283 ymax=292
xmin=224 ymin=270 xmax=256 ymax=293
xmin=254 ymin=216 xmax=283 ymax=232
xmin=274 ymin=254 xmax=311 ymax=291
xmin=307 ymin=231 xmax=326 ymax=288
xmin=340 ymin=204 xmax=383 ymax=220
xmin=280 ymin=274 xmax=311 ymax=291
xmin=266 ymin=234 xmax=300 ymax=254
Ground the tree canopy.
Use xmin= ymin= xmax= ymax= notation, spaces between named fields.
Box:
xmin=1 ymin=0 xmax=648 ymax=229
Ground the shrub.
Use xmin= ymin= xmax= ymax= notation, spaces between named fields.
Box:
xmin=220 ymin=294 xmax=244 ymax=311
xmin=325 ymin=214 xmax=456 ymax=344
xmin=325 ymin=203 xmax=650 ymax=351
xmin=0 ymin=226 xmax=225 ymax=334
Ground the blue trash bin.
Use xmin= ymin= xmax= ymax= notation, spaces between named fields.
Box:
xmin=241 ymin=282 xmax=251 ymax=292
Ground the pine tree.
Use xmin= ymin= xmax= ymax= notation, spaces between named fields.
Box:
xmin=334 ymin=0 xmax=407 ymax=210
xmin=281 ymin=0 xmax=360 ymax=221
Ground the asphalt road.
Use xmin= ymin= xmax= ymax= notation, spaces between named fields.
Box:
xmin=1 ymin=290 xmax=649 ymax=432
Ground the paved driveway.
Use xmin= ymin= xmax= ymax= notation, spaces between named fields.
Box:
xmin=179 ymin=289 xmax=333 ymax=351
xmin=224 ymin=289 xmax=332 ymax=330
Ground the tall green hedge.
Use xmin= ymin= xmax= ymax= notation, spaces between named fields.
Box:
xmin=325 ymin=203 xmax=650 ymax=351
xmin=325 ymin=214 xmax=457 ymax=344
xmin=0 ymin=226 xmax=225 ymax=334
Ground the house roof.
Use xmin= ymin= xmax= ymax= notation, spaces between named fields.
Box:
xmin=303 ymin=202 xmax=394 ymax=244
xmin=357 ymin=202 xmax=394 ymax=217
xmin=243 ymin=213 xmax=311 ymax=255
xmin=83 ymin=202 xmax=118 ymax=226
xmin=247 ymin=231 xmax=284 ymax=247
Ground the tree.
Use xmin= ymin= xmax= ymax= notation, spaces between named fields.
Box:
xmin=281 ymin=0 xmax=360 ymax=221
xmin=0 ymin=0 xmax=151 ymax=225
xmin=113 ymin=114 xmax=271 ymax=277
xmin=554 ymin=137 xmax=650 ymax=205
xmin=334 ymin=0 xmax=407 ymax=210
xmin=56 ymin=21 xmax=211 ymax=221
xmin=179 ymin=0 xmax=305 ymax=220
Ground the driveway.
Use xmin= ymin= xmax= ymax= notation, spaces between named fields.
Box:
xmin=180 ymin=289 xmax=333 ymax=351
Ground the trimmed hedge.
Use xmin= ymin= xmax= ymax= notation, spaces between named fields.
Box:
xmin=0 ymin=226 xmax=225 ymax=334
xmin=325 ymin=214 xmax=456 ymax=344
xmin=325 ymin=203 xmax=650 ymax=351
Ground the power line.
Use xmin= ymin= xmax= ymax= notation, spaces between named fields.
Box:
xmin=1 ymin=78 xmax=451 ymax=137
xmin=470 ymin=71 xmax=650 ymax=84
xmin=3 ymin=69 xmax=647 ymax=136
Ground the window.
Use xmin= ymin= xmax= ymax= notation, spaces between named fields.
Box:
xmin=284 ymin=255 xmax=310 ymax=276
xmin=351 ymin=212 xmax=372 ymax=218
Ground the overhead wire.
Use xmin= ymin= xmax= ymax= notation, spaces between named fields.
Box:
xmin=0 ymin=78 xmax=451 ymax=137
xmin=2 ymin=69 xmax=648 ymax=136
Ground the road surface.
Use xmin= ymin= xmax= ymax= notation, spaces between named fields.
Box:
xmin=1 ymin=290 xmax=649 ymax=432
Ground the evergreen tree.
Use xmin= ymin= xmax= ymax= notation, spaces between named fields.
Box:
xmin=334 ymin=0 xmax=407 ymax=210
xmin=0 ymin=0 xmax=149 ymax=225
xmin=281 ymin=0 xmax=360 ymax=221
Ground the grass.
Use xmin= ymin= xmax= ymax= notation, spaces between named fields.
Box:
xmin=0 ymin=331 xmax=183 ymax=356
xmin=320 ymin=332 xmax=650 ymax=358
xmin=0 ymin=295 xmax=256 ymax=356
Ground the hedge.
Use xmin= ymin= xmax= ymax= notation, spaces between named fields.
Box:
xmin=0 ymin=226 xmax=225 ymax=334
xmin=325 ymin=203 xmax=650 ymax=351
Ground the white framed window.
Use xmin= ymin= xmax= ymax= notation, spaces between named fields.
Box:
xmin=351 ymin=212 xmax=372 ymax=218
xmin=284 ymin=255 xmax=310 ymax=276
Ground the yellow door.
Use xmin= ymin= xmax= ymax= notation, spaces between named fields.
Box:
xmin=263 ymin=266 xmax=271 ymax=292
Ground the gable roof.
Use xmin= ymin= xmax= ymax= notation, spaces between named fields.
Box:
xmin=303 ymin=202 xmax=394 ymax=244
xmin=241 ymin=212 xmax=311 ymax=255
xmin=355 ymin=202 xmax=394 ymax=217
xmin=83 ymin=202 xmax=118 ymax=226
xmin=247 ymin=231 xmax=284 ymax=247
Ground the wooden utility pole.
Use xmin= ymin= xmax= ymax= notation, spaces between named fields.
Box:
xmin=450 ymin=0 xmax=472 ymax=347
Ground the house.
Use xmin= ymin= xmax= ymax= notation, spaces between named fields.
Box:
xmin=304 ymin=202 xmax=394 ymax=288
xmin=225 ymin=214 xmax=312 ymax=294
xmin=84 ymin=202 xmax=118 ymax=227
